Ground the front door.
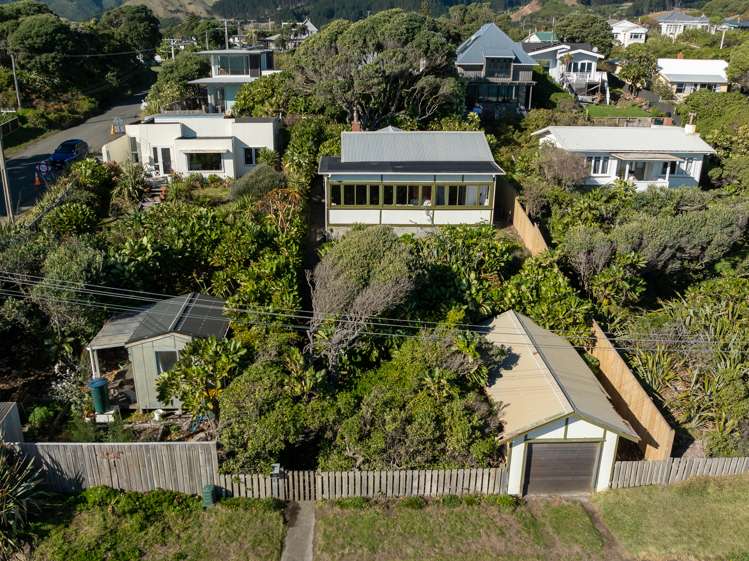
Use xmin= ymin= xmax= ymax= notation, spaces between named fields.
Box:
xmin=151 ymin=147 xmax=173 ymax=176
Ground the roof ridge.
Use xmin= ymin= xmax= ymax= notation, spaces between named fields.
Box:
xmin=171 ymin=293 xmax=196 ymax=333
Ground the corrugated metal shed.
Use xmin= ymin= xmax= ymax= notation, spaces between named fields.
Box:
xmin=533 ymin=126 xmax=716 ymax=154
xmin=483 ymin=311 xmax=638 ymax=442
xmin=341 ymin=131 xmax=495 ymax=163
xmin=456 ymin=23 xmax=536 ymax=66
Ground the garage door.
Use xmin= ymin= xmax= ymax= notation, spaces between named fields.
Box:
xmin=522 ymin=442 xmax=601 ymax=495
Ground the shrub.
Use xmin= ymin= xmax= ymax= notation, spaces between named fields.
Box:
xmin=334 ymin=497 xmax=370 ymax=509
xmin=398 ymin=496 xmax=427 ymax=509
xmin=40 ymin=202 xmax=98 ymax=238
xmin=483 ymin=494 xmax=520 ymax=511
xmin=115 ymin=489 xmax=201 ymax=519
xmin=0 ymin=446 xmax=44 ymax=557
xmin=80 ymin=485 xmax=121 ymax=509
xmin=258 ymin=148 xmax=280 ymax=169
xmin=440 ymin=495 xmax=463 ymax=508
xmin=230 ymin=164 xmax=285 ymax=201
xmin=27 ymin=405 xmax=55 ymax=433
xmin=537 ymin=144 xmax=588 ymax=189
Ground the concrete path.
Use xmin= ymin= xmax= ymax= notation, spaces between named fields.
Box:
xmin=281 ymin=501 xmax=315 ymax=561
xmin=1 ymin=91 xmax=146 ymax=217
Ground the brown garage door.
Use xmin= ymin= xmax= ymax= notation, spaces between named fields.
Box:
xmin=523 ymin=442 xmax=601 ymax=495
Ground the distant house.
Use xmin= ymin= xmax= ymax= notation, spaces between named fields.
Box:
xmin=610 ymin=19 xmax=648 ymax=47
xmin=657 ymin=12 xmax=713 ymax=39
xmin=483 ymin=311 xmax=639 ymax=494
xmin=87 ymin=294 xmax=229 ymax=411
xmin=656 ymin=58 xmax=729 ymax=99
xmin=524 ymin=30 xmax=558 ymax=43
xmin=532 ymin=124 xmax=715 ymax=190
xmin=721 ymin=16 xmax=749 ymax=30
xmin=104 ymin=113 xmax=280 ymax=180
xmin=263 ymin=18 xmax=318 ymax=50
xmin=188 ymin=48 xmax=278 ymax=114
xmin=455 ymin=23 xmax=537 ymax=114
xmin=318 ymin=127 xmax=503 ymax=234
xmin=522 ymin=41 xmax=608 ymax=103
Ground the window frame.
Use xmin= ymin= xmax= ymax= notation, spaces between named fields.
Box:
xmin=186 ymin=152 xmax=223 ymax=172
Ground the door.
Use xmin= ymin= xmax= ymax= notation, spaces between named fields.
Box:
xmin=160 ymin=148 xmax=172 ymax=175
xmin=523 ymin=442 xmax=600 ymax=495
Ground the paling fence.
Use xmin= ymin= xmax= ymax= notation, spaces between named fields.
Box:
xmin=611 ymin=457 xmax=749 ymax=489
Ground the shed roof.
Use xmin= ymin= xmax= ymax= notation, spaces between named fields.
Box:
xmin=456 ymin=23 xmax=535 ymax=66
xmin=533 ymin=125 xmax=715 ymax=154
xmin=88 ymin=294 xmax=229 ymax=350
xmin=483 ymin=311 xmax=638 ymax=442
xmin=657 ymin=58 xmax=728 ymax=82
xmin=340 ymin=130 xmax=496 ymax=163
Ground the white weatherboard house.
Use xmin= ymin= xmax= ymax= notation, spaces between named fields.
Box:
xmin=522 ymin=42 xmax=608 ymax=103
xmin=610 ymin=19 xmax=648 ymax=47
xmin=318 ymin=128 xmax=503 ymax=234
xmin=114 ymin=113 xmax=279 ymax=180
xmin=484 ymin=311 xmax=639 ymax=494
xmin=656 ymin=58 xmax=729 ymax=99
xmin=533 ymin=125 xmax=715 ymax=190
xmin=657 ymin=11 xmax=713 ymax=39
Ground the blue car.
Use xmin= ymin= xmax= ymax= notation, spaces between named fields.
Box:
xmin=49 ymin=139 xmax=88 ymax=169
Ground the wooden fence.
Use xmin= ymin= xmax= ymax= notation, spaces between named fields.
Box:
xmin=218 ymin=467 xmax=509 ymax=501
xmin=611 ymin=457 xmax=749 ymax=489
xmin=12 ymin=442 xmax=219 ymax=495
xmin=590 ymin=322 xmax=675 ymax=460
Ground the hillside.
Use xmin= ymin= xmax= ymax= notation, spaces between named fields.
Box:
xmin=123 ymin=0 xmax=214 ymax=19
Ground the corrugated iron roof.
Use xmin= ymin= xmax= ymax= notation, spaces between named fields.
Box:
xmin=483 ymin=311 xmax=639 ymax=442
xmin=533 ymin=126 xmax=715 ymax=154
xmin=341 ymin=131 xmax=495 ymax=163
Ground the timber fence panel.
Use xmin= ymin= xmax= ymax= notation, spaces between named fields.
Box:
xmin=611 ymin=457 xmax=749 ymax=489
xmin=510 ymin=192 xmax=549 ymax=256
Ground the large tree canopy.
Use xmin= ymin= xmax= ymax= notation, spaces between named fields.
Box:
xmin=99 ymin=5 xmax=161 ymax=54
xmin=555 ymin=12 xmax=614 ymax=56
xmin=290 ymin=9 xmax=463 ymax=128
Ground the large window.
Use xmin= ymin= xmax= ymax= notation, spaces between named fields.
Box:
xmin=485 ymin=57 xmax=512 ymax=79
xmin=244 ymin=147 xmax=261 ymax=165
xmin=216 ymin=55 xmax=248 ymax=75
xmin=187 ymin=152 xmax=222 ymax=172
xmin=587 ymin=156 xmax=610 ymax=176
xmin=156 ymin=351 xmax=178 ymax=374
xmin=330 ymin=183 xmax=490 ymax=207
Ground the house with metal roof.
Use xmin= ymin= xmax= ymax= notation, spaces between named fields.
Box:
xmin=522 ymin=41 xmax=609 ymax=104
xmin=657 ymin=11 xmax=713 ymax=39
xmin=456 ymin=23 xmax=536 ymax=115
xmin=524 ymin=30 xmax=558 ymax=43
xmin=483 ymin=311 xmax=639 ymax=494
xmin=533 ymin=124 xmax=715 ymax=190
xmin=188 ymin=48 xmax=280 ymax=113
xmin=610 ymin=19 xmax=648 ymax=48
xmin=87 ymin=294 xmax=230 ymax=410
xmin=318 ymin=127 xmax=504 ymax=234
xmin=655 ymin=58 xmax=729 ymax=99
xmin=103 ymin=113 xmax=280 ymax=180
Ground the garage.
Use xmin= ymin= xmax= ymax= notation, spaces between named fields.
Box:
xmin=523 ymin=442 xmax=601 ymax=495
xmin=483 ymin=310 xmax=640 ymax=495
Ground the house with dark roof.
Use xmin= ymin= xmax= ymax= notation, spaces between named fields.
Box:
xmin=318 ymin=127 xmax=504 ymax=234
xmin=522 ymin=41 xmax=608 ymax=103
xmin=455 ymin=23 xmax=536 ymax=114
xmin=657 ymin=11 xmax=713 ymax=39
xmin=483 ymin=311 xmax=639 ymax=494
xmin=87 ymin=294 xmax=230 ymax=410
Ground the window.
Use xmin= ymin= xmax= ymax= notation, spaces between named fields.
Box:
xmin=485 ymin=57 xmax=512 ymax=78
xmin=369 ymin=185 xmax=380 ymax=205
xmin=156 ymin=351 xmax=178 ymax=374
xmin=675 ymin=83 xmax=686 ymax=94
xmin=330 ymin=184 xmax=341 ymax=205
xmin=408 ymin=186 xmax=419 ymax=205
xmin=355 ymin=184 xmax=367 ymax=205
xmin=343 ymin=185 xmax=355 ymax=205
xmin=384 ymin=185 xmax=394 ymax=205
xmin=465 ymin=185 xmax=490 ymax=206
xmin=448 ymin=185 xmax=458 ymax=206
xmin=683 ymin=158 xmax=694 ymax=176
xmin=395 ymin=185 xmax=408 ymax=205
xmin=661 ymin=161 xmax=677 ymax=176
xmin=130 ymin=137 xmax=140 ymax=163
xmin=244 ymin=147 xmax=261 ymax=165
xmin=436 ymin=185 xmax=446 ymax=206
xmin=422 ymin=185 xmax=432 ymax=206
xmin=187 ymin=152 xmax=222 ymax=171
xmin=587 ymin=156 xmax=610 ymax=175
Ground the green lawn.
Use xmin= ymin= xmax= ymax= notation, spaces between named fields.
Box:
xmin=586 ymin=105 xmax=651 ymax=118
xmin=314 ymin=496 xmax=606 ymax=561
xmin=593 ymin=473 xmax=749 ymax=561
xmin=30 ymin=488 xmax=286 ymax=561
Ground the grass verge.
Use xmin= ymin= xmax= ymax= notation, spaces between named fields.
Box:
xmin=314 ymin=495 xmax=605 ymax=561
xmin=593 ymin=473 xmax=749 ymax=561
xmin=586 ymin=104 xmax=651 ymax=118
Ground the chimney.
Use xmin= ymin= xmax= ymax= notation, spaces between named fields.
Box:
xmin=351 ymin=108 xmax=362 ymax=132
xmin=677 ymin=51 xmax=685 ymax=59
xmin=684 ymin=112 xmax=696 ymax=135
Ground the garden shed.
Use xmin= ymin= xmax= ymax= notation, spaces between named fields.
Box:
xmin=86 ymin=293 xmax=230 ymax=411
xmin=484 ymin=311 xmax=639 ymax=495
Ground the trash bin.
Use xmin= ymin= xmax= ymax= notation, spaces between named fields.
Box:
xmin=88 ymin=378 xmax=109 ymax=414
xmin=202 ymin=484 xmax=218 ymax=508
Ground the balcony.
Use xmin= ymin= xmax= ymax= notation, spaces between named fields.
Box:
xmin=459 ymin=69 xmax=534 ymax=83
xmin=562 ymin=70 xmax=607 ymax=85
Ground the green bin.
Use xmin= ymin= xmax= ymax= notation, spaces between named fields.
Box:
xmin=88 ymin=378 xmax=109 ymax=414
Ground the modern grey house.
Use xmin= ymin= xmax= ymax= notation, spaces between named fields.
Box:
xmin=87 ymin=294 xmax=230 ymax=410
xmin=318 ymin=127 xmax=504 ymax=234
xmin=657 ymin=12 xmax=713 ymax=39
xmin=455 ymin=23 xmax=536 ymax=115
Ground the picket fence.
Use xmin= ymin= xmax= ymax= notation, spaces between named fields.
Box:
xmin=611 ymin=457 xmax=749 ymax=489
xmin=216 ymin=467 xmax=510 ymax=501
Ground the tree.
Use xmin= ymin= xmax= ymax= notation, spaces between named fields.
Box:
xmin=290 ymin=10 xmax=463 ymax=129
xmin=99 ymin=5 xmax=161 ymax=55
xmin=728 ymin=41 xmax=749 ymax=91
xmin=537 ymin=144 xmax=588 ymax=188
xmin=144 ymin=51 xmax=209 ymax=113
xmin=308 ymin=225 xmax=416 ymax=370
xmin=8 ymin=13 xmax=76 ymax=89
xmin=618 ymin=43 xmax=657 ymax=95
xmin=156 ymin=337 xmax=248 ymax=420
xmin=555 ymin=12 xmax=614 ymax=56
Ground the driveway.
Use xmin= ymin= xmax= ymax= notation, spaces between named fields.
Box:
xmin=1 ymin=91 xmax=146 ymax=217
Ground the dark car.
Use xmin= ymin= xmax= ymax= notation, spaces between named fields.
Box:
xmin=49 ymin=139 xmax=88 ymax=168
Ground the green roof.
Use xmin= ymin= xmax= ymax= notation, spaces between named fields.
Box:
xmin=533 ymin=31 xmax=558 ymax=42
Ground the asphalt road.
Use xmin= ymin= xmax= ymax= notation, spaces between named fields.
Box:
xmin=0 ymin=92 xmax=146 ymax=217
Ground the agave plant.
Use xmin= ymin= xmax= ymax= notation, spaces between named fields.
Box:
xmin=0 ymin=446 xmax=45 ymax=557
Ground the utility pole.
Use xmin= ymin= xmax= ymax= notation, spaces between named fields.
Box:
xmin=0 ymin=133 xmax=13 ymax=224
xmin=720 ymin=27 xmax=726 ymax=49
xmin=170 ymin=38 xmax=176 ymax=60
xmin=10 ymin=53 xmax=20 ymax=110
xmin=224 ymin=19 xmax=229 ymax=49
xmin=205 ymin=30 xmax=209 ymax=50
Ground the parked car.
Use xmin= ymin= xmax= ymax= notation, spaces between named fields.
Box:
xmin=49 ymin=139 xmax=88 ymax=169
